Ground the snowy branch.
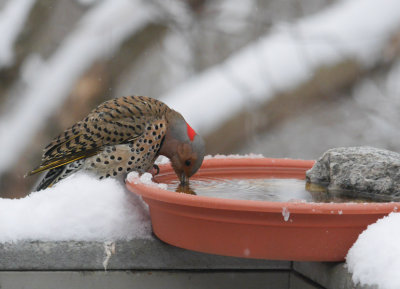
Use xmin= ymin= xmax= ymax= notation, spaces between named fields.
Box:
xmin=161 ymin=0 xmax=400 ymax=135
xmin=0 ymin=0 xmax=37 ymax=68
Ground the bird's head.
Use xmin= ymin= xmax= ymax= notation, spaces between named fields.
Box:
xmin=160 ymin=111 xmax=205 ymax=185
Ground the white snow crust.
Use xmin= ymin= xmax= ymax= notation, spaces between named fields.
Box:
xmin=205 ymin=153 xmax=264 ymax=160
xmin=155 ymin=154 xmax=265 ymax=165
xmin=155 ymin=155 xmax=171 ymax=165
xmin=127 ymin=172 xmax=168 ymax=190
xmin=0 ymin=172 xmax=151 ymax=243
xmin=346 ymin=212 xmax=400 ymax=289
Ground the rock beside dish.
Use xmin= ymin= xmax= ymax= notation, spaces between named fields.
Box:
xmin=306 ymin=146 xmax=400 ymax=201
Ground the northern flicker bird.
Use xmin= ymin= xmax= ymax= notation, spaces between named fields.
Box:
xmin=27 ymin=96 xmax=205 ymax=191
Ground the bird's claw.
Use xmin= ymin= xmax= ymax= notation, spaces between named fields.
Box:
xmin=153 ymin=164 xmax=160 ymax=175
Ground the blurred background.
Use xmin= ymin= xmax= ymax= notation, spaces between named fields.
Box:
xmin=1 ymin=0 xmax=400 ymax=198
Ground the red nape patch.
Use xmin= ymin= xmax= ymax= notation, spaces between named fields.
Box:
xmin=186 ymin=123 xmax=196 ymax=141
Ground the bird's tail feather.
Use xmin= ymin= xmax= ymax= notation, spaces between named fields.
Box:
xmin=33 ymin=159 xmax=85 ymax=191
xmin=34 ymin=166 xmax=65 ymax=191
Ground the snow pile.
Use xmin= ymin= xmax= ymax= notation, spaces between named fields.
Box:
xmin=346 ymin=213 xmax=400 ymax=289
xmin=127 ymin=172 xmax=168 ymax=190
xmin=0 ymin=172 xmax=151 ymax=242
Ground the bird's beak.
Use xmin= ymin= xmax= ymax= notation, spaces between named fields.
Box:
xmin=179 ymin=173 xmax=189 ymax=186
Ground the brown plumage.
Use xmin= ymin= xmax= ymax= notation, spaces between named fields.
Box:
xmin=28 ymin=96 xmax=205 ymax=191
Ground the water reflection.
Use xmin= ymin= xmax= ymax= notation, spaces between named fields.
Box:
xmin=168 ymin=178 xmax=395 ymax=203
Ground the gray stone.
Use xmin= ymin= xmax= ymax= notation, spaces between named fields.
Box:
xmin=306 ymin=146 xmax=400 ymax=201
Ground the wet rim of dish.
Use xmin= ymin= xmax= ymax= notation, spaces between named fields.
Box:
xmin=126 ymin=158 xmax=400 ymax=214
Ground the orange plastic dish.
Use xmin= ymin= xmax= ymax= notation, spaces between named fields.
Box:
xmin=126 ymin=158 xmax=400 ymax=261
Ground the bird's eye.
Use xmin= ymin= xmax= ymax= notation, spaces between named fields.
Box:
xmin=185 ymin=159 xmax=191 ymax=166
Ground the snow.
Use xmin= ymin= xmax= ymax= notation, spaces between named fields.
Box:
xmin=282 ymin=207 xmax=290 ymax=222
xmin=161 ymin=0 xmax=400 ymax=135
xmin=103 ymin=241 xmax=116 ymax=270
xmin=127 ymin=172 xmax=168 ymax=190
xmin=205 ymin=153 xmax=264 ymax=159
xmin=155 ymin=155 xmax=171 ymax=165
xmin=213 ymin=0 xmax=256 ymax=33
xmin=347 ymin=212 xmax=400 ymax=289
xmin=0 ymin=172 xmax=151 ymax=243
xmin=155 ymin=154 xmax=265 ymax=164
xmin=0 ymin=0 xmax=36 ymax=68
xmin=0 ymin=0 xmax=156 ymax=175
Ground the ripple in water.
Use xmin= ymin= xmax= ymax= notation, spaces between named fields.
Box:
xmin=167 ymin=178 xmax=385 ymax=203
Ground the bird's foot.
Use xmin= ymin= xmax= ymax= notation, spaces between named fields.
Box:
xmin=150 ymin=164 xmax=160 ymax=176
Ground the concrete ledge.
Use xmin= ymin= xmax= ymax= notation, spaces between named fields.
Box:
xmin=0 ymin=236 xmax=289 ymax=271
xmin=293 ymin=262 xmax=377 ymax=289
xmin=0 ymin=238 xmax=376 ymax=289
xmin=0 ymin=271 xmax=291 ymax=289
